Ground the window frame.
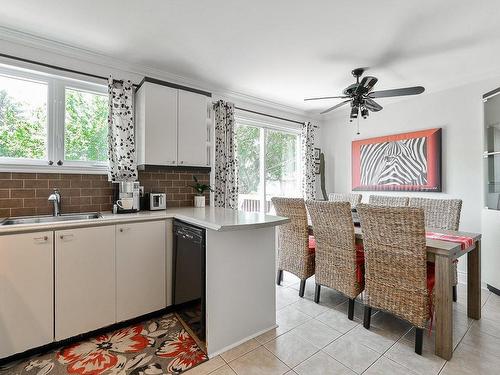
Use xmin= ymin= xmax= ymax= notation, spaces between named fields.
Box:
xmin=0 ymin=63 xmax=109 ymax=174
xmin=235 ymin=115 xmax=302 ymax=213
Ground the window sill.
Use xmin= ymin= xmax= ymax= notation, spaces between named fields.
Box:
xmin=0 ymin=162 xmax=108 ymax=175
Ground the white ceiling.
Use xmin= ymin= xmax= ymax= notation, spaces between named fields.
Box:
xmin=1 ymin=1 xmax=500 ymax=114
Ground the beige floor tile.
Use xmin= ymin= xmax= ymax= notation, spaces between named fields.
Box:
xmin=209 ymin=365 xmax=237 ymax=375
xmin=402 ymin=320 xmax=468 ymax=352
xmin=364 ymin=356 xmax=418 ymax=375
xmin=485 ymin=291 xmax=500 ymax=308
xmin=229 ymin=346 xmax=290 ymax=375
xmin=332 ymin=298 xmax=372 ymax=321
xmin=470 ymin=316 xmax=500 ymax=339
xmin=384 ymin=339 xmax=446 ymax=375
xmin=276 ymin=305 xmax=311 ymax=332
xmin=316 ymin=308 xmax=359 ymax=333
xmin=456 ymin=285 xmax=490 ymax=307
xmin=291 ymin=319 xmax=343 ymax=348
xmin=280 ymin=271 xmax=301 ymax=287
xmin=482 ymin=303 xmax=500 ymax=323
xmin=264 ymin=331 xmax=319 ymax=368
xmin=185 ymin=356 xmax=226 ymax=374
xmin=344 ymin=324 xmax=402 ymax=354
xmin=220 ymin=339 xmax=261 ymax=363
xmin=461 ymin=325 xmax=500 ymax=358
xmin=291 ymin=297 xmax=329 ymax=317
xmin=440 ymin=340 xmax=500 ymax=375
xmin=255 ymin=327 xmax=286 ymax=344
xmin=312 ymin=287 xmax=349 ymax=307
xmin=293 ymin=350 xmax=355 ymax=375
xmin=323 ymin=334 xmax=381 ymax=374
xmin=276 ymin=286 xmax=301 ymax=310
xmin=369 ymin=312 xmax=412 ymax=337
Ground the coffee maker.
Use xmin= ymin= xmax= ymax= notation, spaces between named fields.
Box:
xmin=113 ymin=181 xmax=140 ymax=213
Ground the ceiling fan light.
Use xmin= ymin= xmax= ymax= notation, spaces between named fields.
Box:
xmin=361 ymin=108 xmax=369 ymax=119
xmin=350 ymin=106 xmax=359 ymax=119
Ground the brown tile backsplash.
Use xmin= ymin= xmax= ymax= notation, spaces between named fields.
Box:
xmin=0 ymin=168 xmax=210 ymax=217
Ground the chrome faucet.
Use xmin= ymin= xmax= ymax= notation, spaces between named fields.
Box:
xmin=48 ymin=189 xmax=61 ymax=216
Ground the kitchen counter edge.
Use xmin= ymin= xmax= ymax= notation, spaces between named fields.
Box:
xmin=0 ymin=207 xmax=290 ymax=235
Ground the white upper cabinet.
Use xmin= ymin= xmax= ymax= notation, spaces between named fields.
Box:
xmin=136 ymin=82 xmax=178 ymax=166
xmin=0 ymin=232 xmax=53 ymax=358
xmin=136 ymin=79 xmax=210 ymax=167
xmin=178 ymin=90 xmax=210 ymax=167
xmin=116 ymin=221 xmax=166 ymax=322
xmin=55 ymin=226 xmax=116 ymax=341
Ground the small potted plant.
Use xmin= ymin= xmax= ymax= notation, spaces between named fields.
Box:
xmin=191 ymin=176 xmax=213 ymax=208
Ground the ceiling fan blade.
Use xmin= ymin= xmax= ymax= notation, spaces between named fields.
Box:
xmin=364 ymin=98 xmax=383 ymax=112
xmin=356 ymin=76 xmax=378 ymax=94
xmin=320 ymin=99 xmax=351 ymax=114
xmin=369 ymin=86 xmax=425 ymax=98
xmin=304 ymin=95 xmax=349 ymax=101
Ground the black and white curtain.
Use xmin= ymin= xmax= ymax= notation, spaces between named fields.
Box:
xmin=301 ymin=121 xmax=316 ymax=200
xmin=107 ymin=78 xmax=137 ymax=182
xmin=213 ymin=100 xmax=238 ymax=209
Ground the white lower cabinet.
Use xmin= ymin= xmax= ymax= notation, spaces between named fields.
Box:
xmin=116 ymin=220 xmax=166 ymax=321
xmin=0 ymin=232 xmax=53 ymax=358
xmin=55 ymin=226 xmax=116 ymax=341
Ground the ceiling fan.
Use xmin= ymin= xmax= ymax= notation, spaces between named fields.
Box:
xmin=305 ymin=68 xmax=425 ymax=120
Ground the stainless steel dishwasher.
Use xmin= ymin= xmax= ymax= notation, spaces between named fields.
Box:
xmin=173 ymin=220 xmax=206 ymax=340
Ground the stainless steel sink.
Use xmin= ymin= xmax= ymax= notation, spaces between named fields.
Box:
xmin=0 ymin=212 xmax=102 ymax=226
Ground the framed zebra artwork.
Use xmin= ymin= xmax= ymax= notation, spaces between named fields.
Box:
xmin=352 ymin=128 xmax=442 ymax=191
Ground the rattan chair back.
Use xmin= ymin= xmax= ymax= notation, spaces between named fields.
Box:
xmin=306 ymin=200 xmax=363 ymax=299
xmin=368 ymin=195 xmax=409 ymax=207
xmin=272 ymin=197 xmax=314 ymax=280
xmin=408 ymin=197 xmax=462 ymax=231
xmin=357 ymin=203 xmax=431 ymax=328
xmin=328 ymin=193 xmax=362 ymax=208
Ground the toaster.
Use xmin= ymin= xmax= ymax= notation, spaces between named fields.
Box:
xmin=145 ymin=193 xmax=166 ymax=210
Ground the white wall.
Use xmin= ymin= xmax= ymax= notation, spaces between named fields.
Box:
xmin=318 ymin=78 xmax=500 ymax=282
xmin=0 ymin=37 xmax=310 ymax=125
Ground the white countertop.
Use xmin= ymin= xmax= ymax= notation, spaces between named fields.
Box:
xmin=0 ymin=207 xmax=290 ymax=235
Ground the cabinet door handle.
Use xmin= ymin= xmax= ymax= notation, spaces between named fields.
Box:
xmin=59 ymin=234 xmax=74 ymax=240
xmin=119 ymin=227 xmax=131 ymax=233
xmin=179 ymin=160 xmax=184 ymax=164
xmin=34 ymin=235 xmax=49 ymax=242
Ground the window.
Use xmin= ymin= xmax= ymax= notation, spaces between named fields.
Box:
xmin=235 ymin=118 xmax=301 ymax=213
xmin=0 ymin=63 xmax=108 ymax=172
xmin=64 ymin=87 xmax=108 ymax=163
xmin=0 ymin=74 xmax=48 ymax=160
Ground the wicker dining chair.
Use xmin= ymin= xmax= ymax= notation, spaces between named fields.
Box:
xmin=409 ymin=197 xmax=462 ymax=302
xmin=357 ymin=204 xmax=435 ymax=355
xmin=368 ymin=195 xmax=409 ymax=207
xmin=272 ymin=197 xmax=315 ymax=297
xmin=306 ymin=200 xmax=364 ymax=320
xmin=328 ymin=193 xmax=362 ymax=209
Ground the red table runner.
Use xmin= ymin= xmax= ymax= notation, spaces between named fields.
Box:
xmin=425 ymin=231 xmax=474 ymax=250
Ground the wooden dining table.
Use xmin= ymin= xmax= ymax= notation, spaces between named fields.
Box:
xmin=309 ymin=221 xmax=481 ymax=360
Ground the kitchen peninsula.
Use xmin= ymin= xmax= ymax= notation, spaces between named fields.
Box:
xmin=0 ymin=207 xmax=289 ymax=359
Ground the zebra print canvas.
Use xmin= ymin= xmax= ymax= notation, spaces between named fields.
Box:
xmin=352 ymin=128 xmax=441 ymax=191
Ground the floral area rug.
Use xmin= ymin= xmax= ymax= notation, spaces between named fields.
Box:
xmin=0 ymin=313 xmax=207 ymax=375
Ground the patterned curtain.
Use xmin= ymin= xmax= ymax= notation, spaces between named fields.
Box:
xmin=107 ymin=78 xmax=137 ymax=182
xmin=301 ymin=121 xmax=316 ymax=200
xmin=213 ymin=100 xmax=238 ymax=208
